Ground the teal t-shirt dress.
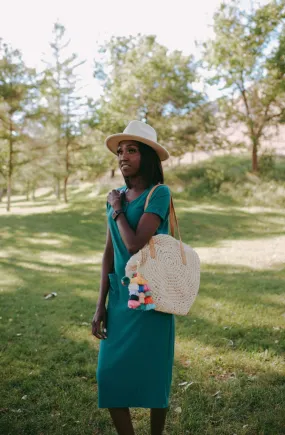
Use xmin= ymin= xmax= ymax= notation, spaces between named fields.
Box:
xmin=96 ymin=184 xmax=175 ymax=408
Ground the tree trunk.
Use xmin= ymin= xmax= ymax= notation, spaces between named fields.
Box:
xmin=64 ymin=142 xmax=69 ymax=203
xmin=252 ymin=140 xmax=258 ymax=173
xmin=7 ymin=119 xmax=13 ymax=212
xmin=63 ymin=176 xmax=68 ymax=203
xmin=56 ymin=178 xmax=61 ymax=200
xmin=111 ymin=168 xmax=115 ymax=178
xmin=0 ymin=188 xmax=5 ymax=202
xmin=26 ymin=181 xmax=30 ymax=200
xmin=32 ymin=182 xmax=36 ymax=200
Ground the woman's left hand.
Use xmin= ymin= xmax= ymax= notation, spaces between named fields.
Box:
xmin=107 ymin=189 xmax=123 ymax=210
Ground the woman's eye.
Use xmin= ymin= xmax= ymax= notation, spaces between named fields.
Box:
xmin=128 ymin=148 xmax=137 ymax=153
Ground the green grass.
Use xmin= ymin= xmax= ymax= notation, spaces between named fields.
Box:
xmin=1 ymin=159 xmax=285 ymax=434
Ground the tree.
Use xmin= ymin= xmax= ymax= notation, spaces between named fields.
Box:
xmin=39 ymin=22 xmax=86 ymax=202
xmin=93 ymin=34 xmax=206 ymax=159
xmin=0 ymin=39 xmax=37 ymax=211
xmin=203 ymin=0 xmax=285 ymax=172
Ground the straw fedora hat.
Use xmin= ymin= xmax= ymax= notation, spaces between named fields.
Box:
xmin=105 ymin=120 xmax=170 ymax=161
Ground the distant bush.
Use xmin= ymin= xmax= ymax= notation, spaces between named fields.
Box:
xmin=259 ymin=149 xmax=276 ymax=175
xmin=164 ymin=153 xmax=285 ymax=207
xmin=204 ymin=167 xmax=225 ymax=192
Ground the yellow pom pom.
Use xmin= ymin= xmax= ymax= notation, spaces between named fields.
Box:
xmin=136 ymin=272 xmax=147 ymax=285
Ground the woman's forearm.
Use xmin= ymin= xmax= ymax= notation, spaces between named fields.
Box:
xmin=97 ymin=229 xmax=114 ymax=307
xmin=115 ymin=212 xmax=161 ymax=255
xmin=115 ymin=213 xmax=137 ymax=253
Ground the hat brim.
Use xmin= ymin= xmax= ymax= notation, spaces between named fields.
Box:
xmin=105 ymin=133 xmax=170 ymax=161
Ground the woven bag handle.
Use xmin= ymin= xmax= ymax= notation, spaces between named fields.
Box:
xmin=144 ymin=184 xmax=187 ymax=265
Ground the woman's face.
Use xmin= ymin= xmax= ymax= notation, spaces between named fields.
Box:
xmin=117 ymin=140 xmax=141 ymax=177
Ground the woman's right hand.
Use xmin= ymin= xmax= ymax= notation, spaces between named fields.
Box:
xmin=91 ymin=304 xmax=107 ymax=340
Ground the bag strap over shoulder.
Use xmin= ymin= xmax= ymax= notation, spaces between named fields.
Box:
xmin=144 ymin=184 xmax=187 ymax=265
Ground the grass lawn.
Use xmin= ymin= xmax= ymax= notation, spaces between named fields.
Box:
xmin=1 ymin=169 xmax=285 ymax=434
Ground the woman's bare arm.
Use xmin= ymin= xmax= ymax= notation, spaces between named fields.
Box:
xmin=97 ymin=225 xmax=114 ymax=307
xmin=115 ymin=212 xmax=161 ymax=255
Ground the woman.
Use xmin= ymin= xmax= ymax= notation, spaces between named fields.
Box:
xmin=92 ymin=120 xmax=175 ymax=435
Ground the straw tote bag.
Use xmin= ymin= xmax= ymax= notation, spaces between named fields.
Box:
xmin=122 ymin=184 xmax=200 ymax=316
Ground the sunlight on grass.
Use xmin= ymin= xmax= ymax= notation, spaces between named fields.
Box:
xmin=28 ymin=237 xmax=62 ymax=246
xmin=0 ymin=270 xmax=24 ymax=291
xmin=261 ymin=294 xmax=285 ymax=305
xmin=38 ymin=252 xmax=103 ymax=265
xmin=196 ymin=235 xmax=285 ymax=269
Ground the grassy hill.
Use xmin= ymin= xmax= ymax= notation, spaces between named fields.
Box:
xmin=1 ymin=155 xmax=285 ymax=434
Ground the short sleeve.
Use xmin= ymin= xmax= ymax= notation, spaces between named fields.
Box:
xmin=144 ymin=185 xmax=171 ymax=222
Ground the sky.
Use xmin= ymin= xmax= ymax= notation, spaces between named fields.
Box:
xmin=1 ymin=0 xmax=267 ymax=101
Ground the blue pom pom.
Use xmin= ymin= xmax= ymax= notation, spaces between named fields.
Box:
xmin=145 ymin=304 xmax=156 ymax=311
xmin=138 ymin=285 xmax=144 ymax=293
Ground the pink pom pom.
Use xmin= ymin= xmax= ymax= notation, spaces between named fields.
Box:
xmin=128 ymin=300 xmax=140 ymax=309
xmin=143 ymin=284 xmax=150 ymax=291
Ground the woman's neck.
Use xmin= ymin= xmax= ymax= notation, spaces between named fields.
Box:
xmin=127 ymin=176 xmax=148 ymax=191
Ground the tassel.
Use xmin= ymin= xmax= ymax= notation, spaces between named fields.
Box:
xmin=121 ymin=276 xmax=130 ymax=286
xmin=130 ymin=295 xmax=139 ymax=301
xmin=145 ymin=303 xmax=156 ymax=311
xmin=139 ymin=293 xmax=145 ymax=304
xmin=145 ymin=296 xmax=154 ymax=304
xmin=128 ymin=283 xmax=139 ymax=292
xmin=128 ymin=300 xmax=140 ymax=309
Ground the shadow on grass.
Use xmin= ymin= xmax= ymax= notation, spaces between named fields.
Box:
xmin=1 ymin=197 xmax=284 ymax=255
xmin=176 ymin=265 xmax=285 ymax=354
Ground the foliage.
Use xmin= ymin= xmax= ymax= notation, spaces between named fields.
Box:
xmin=38 ymin=23 xmax=87 ymax=201
xmin=204 ymin=167 xmax=225 ymax=193
xmin=259 ymin=148 xmax=276 ymax=175
xmin=0 ymin=39 xmax=38 ymax=209
xmin=203 ymin=0 xmax=285 ymax=172
xmin=92 ymin=34 xmax=217 ymax=157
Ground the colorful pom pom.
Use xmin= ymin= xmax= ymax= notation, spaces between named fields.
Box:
xmin=123 ymin=270 xmax=156 ymax=312
xmin=145 ymin=303 xmax=156 ymax=311
xmin=145 ymin=296 xmax=154 ymax=304
xmin=128 ymin=300 xmax=140 ymax=309
xmin=130 ymin=294 xmax=139 ymax=301
xmin=139 ymin=293 xmax=145 ymax=303
xmin=121 ymin=276 xmax=130 ymax=286
xmin=128 ymin=283 xmax=139 ymax=292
